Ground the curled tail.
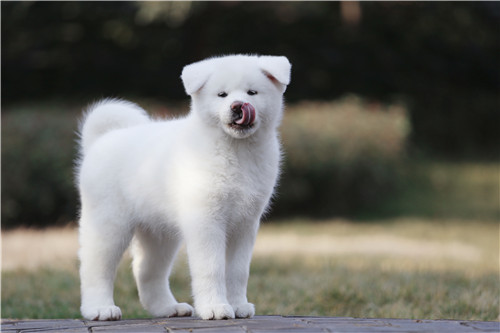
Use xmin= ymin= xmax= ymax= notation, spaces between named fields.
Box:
xmin=78 ymin=99 xmax=150 ymax=156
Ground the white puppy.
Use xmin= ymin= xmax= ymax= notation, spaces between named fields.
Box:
xmin=77 ymin=54 xmax=291 ymax=321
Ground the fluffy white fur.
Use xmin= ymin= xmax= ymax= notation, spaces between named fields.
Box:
xmin=77 ymin=55 xmax=291 ymax=321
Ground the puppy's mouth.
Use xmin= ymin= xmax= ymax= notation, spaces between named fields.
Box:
xmin=229 ymin=102 xmax=256 ymax=130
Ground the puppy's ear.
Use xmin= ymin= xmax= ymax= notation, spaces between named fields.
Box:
xmin=181 ymin=59 xmax=213 ymax=95
xmin=258 ymin=56 xmax=292 ymax=92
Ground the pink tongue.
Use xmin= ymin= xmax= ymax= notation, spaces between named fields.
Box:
xmin=235 ymin=103 xmax=256 ymax=126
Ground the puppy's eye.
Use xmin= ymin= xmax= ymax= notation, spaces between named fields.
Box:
xmin=247 ymin=90 xmax=258 ymax=96
xmin=218 ymin=92 xmax=228 ymax=98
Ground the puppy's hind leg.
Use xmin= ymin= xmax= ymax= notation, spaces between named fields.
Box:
xmin=132 ymin=227 xmax=193 ymax=318
xmin=79 ymin=213 xmax=133 ymax=321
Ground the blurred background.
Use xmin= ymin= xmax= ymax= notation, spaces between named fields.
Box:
xmin=2 ymin=1 xmax=499 ymax=321
xmin=2 ymin=1 xmax=498 ymax=228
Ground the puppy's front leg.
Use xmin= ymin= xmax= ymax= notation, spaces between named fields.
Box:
xmin=226 ymin=221 xmax=258 ymax=318
xmin=184 ymin=222 xmax=235 ymax=320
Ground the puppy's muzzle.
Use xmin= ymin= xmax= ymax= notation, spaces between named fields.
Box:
xmin=230 ymin=101 xmax=256 ymax=128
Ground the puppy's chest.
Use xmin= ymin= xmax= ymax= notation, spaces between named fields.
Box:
xmin=215 ymin=149 xmax=276 ymax=206
xmin=221 ymin=157 xmax=267 ymax=195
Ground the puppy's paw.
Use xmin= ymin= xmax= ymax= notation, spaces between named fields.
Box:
xmin=197 ymin=303 xmax=235 ymax=320
xmin=152 ymin=303 xmax=194 ymax=318
xmin=81 ymin=305 xmax=122 ymax=321
xmin=233 ymin=302 xmax=255 ymax=318
xmin=173 ymin=303 xmax=194 ymax=317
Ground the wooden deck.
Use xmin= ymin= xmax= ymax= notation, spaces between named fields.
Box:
xmin=1 ymin=316 xmax=498 ymax=332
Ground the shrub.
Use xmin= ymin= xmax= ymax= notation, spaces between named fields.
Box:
xmin=273 ymin=95 xmax=410 ymax=217
xmin=1 ymin=104 xmax=80 ymax=228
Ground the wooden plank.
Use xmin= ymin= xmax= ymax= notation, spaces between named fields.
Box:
xmin=1 ymin=316 xmax=499 ymax=332
xmin=0 ymin=319 xmax=88 ymax=332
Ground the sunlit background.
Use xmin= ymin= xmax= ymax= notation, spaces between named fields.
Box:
xmin=2 ymin=2 xmax=499 ymax=321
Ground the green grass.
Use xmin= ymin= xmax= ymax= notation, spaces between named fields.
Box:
xmin=250 ymin=258 xmax=499 ymax=320
xmin=2 ymin=220 xmax=498 ymax=321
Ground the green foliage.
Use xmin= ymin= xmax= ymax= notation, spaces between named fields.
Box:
xmin=367 ymin=161 xmax=500 ymax=221
xmin=275 ymin=96 xmax=410 ymax=217
xmin=1 ymin=104 xmax=80 ymax=228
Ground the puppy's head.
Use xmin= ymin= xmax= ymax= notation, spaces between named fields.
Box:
xmin=181 ymin=55 xmax=291 ymax=139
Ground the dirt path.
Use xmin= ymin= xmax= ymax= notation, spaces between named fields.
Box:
xmin=2 ymin=222 xmax=488 ymax=272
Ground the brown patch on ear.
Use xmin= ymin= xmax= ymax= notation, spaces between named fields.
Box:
xmin=263 ymin=71 xmax=282 ymax=88
xmin=262 ymin=70 xmax=287 ymax=93
xmin=265 ymin=72 xmax=280 ymax=85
